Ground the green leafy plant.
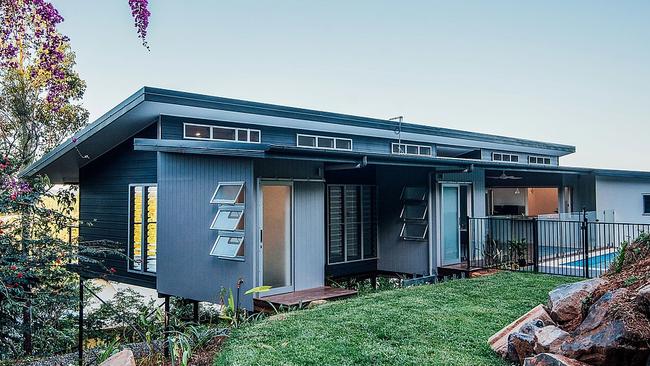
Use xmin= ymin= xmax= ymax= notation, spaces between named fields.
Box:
xmin=95 ymin=339 xmax=120 ymax=364
xmin=611 ymin=241 xmax=629 ymax=273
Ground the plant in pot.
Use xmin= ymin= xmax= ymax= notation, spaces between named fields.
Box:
xmin=508 ymin=239 xmax=529 ymax=267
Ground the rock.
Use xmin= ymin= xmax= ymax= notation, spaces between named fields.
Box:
xmin=547 ymin=278 xmax=606 ymax=324
xmin=574 ymin=289 xmax=625 ymax=334
xmin=636 ymin=284 xmax=650 ymax=313
xmin=307 ymin=299 xmax=328 ymax=308
xmin=99 ymin=349 xmax=135 ymax=366
xmin=561 ymin=319 xmax=650 ymax=365
xmin=488 ymin=304 xmax=554 ymax=357
xmin=523 ymin=353 xmax=590 ymax=366
xmin=533 ymin=326 xmax=570 ymax=354
xmin=507 ymin=332 xmax=536 ymax=364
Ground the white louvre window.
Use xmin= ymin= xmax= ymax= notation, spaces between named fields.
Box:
xmin=391 ymin=143 xmax=432 ymax=157
xmin=297 ymin=134 xmax=353 ymax=151
xmin=210 ymin=235 xmax=244 ymax=258
xmin=183 ymin=122 xmax=261 ymax=143
xmin=400 ymin=223 xmax=429 ymax=241
xmin=211 ymin=182 xmax=245 ymax=204
xmin=210 ymin=209 xmax=244 ymax=231
xmin=493 ymin=152 xmax=519 ymax=163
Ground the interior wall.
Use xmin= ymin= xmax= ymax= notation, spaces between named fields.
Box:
xmin=527 ymin=188 xmax=559 ymax=216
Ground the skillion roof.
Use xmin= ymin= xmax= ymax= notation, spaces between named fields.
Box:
xmin=20 ymin=87 xmax=589 ymax=183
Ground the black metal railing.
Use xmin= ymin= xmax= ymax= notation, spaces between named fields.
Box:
xmin=468 ymin=215 xmax=650 ymax=278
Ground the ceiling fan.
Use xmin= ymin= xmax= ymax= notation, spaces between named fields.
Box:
xmin=487 ymin=171 xmax=523 ymax=180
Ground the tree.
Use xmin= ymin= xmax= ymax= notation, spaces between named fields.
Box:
xmin=0 ymin=0 xmax=150 ymax=358
xmin=0 ymin=0 xmax=151 ymax=170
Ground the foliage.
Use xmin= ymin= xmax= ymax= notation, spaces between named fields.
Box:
xmin=128 ymin=0 xmax=151 ymax=49
xmin=216 ymin=272 xmax=579 ymax=366
xmin=168 ymin=325 xmax=226 ymax=366
xmin=611 ymin=241 xmax=628 ymax=273
xmin=0 ymin=156 xmax=118 ymax=359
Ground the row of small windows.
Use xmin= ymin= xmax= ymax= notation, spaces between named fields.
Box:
xmin=184 ymin=123 xmax=261 ymax=143
xmin=493 ymin=152 xmax=552 ymax=165
xmin=297 ymin=134 xmax=352 ymax=151
xmin=391 ymin=143 xmax=432 ymax=157
xmin=492 ymin=152 xmax=519 ymax=163
xmin=182 ymin=122 xmax=553 ymax=166
xmin=529 ymin=156 xmax=552 ymax=165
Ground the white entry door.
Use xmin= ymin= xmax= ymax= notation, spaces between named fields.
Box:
xmin=441 ymin=184 xmax=461 ymax=265
xmin=258 ymin=181 xmax=294 ymax=296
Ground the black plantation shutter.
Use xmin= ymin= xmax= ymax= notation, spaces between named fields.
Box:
xmin=328 ymin=186 xmax=344 ymax=263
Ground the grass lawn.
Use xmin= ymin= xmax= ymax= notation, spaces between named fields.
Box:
xmin=215 ymin=272 xmax=578 ymax=366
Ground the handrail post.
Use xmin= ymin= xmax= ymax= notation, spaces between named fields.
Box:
xmin=78 ymin=276 xmax=83 ymax=366
xmin=466 ymin=218 xmax=472 ymax=270
xmin=532 ymin=218 xmax=539 ymax=273
xmin=582 ymin=209 xmax=589 ymax=278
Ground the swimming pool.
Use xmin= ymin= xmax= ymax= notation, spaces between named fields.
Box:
xmin=563 ymin=252 xmax=617 ymax=268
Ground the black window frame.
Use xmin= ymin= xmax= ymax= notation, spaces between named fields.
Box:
xmin=128 ymin=183 xmax=157 ymax=275
xmin=327 ymin=184 xmax=378 ymax=265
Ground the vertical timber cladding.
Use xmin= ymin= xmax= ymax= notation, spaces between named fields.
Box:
xmin=376 ymin=165 xmax=432 ymax=275
xmin=254 ymin=159 xmax=326 ymax=291
xmin=157 ymin=152 xmax=255 ymax=308
xmin=78 ymin=125 xmax=157 ymax=288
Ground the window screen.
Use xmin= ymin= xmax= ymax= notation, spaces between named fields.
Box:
xmin=211 ymin=209 xmax=244 ymax=231
xmin=401 ymin=204 xmax=427 ymax=220
xmin=401 ymin=186 xmax=427 ymax=201
xmin=211 ymin=182 xmax=245 ymax=204
xmin=401 ymin=223 xmax=429 ymax=240
xmin=644 ymin=195 xmax=650 ymax=215
xmin=210 ymin=235 xmax=244 ymax=258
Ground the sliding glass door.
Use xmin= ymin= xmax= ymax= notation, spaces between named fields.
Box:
xmin=441 ymin=184 xmax=461 ymax=265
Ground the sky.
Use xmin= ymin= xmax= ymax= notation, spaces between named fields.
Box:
xmin=53 ymin=1 xmax=649 ymax=170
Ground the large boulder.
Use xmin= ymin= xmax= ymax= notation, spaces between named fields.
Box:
xmin=547 ymin=278 xmax=606 ymax=325
xmin=507 ymin=332 xmax=536 ymax=364
xmin=523 ymin=353 xmax=589 ymax=366
xmin=533 ymin=326 xmax=570 ymax=354
xmin=488 ymin=304 xmax=555 ymax=357
xmin=560 ymin=319 xmax=649 ymax=365
xmin=99 ymin=349 xmax=135 ymax=366
xmin=636 ymin=284 xmax=650 ymax=314
xmin=560 ymin=288 xmax=650 ymax=365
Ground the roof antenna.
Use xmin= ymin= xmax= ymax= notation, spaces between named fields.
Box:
xmin=389 ymin=116 xmax=404 ymax=148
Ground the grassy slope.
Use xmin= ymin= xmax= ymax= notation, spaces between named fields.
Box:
xmin=215 ymin=272 xmax=578 ymax=366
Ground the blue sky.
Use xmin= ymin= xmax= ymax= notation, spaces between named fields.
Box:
xmin=54 ymin=1 xmax=649 ymax=170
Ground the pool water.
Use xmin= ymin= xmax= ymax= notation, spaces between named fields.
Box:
xmin=563 ymin=252 xmax=617 ymax=268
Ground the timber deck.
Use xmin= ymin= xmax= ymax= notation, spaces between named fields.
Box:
xmin=254 ymin=286 xmax=357 ymax=311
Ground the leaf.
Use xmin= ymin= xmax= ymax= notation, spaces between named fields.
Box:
xmin=228 ymin=289 xmax=235 ymax=311
xmin=244 ymin=285 xmax=273 ymax=295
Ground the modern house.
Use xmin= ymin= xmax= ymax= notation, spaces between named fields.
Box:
xmin=22 ymin=87 xmax=650 ymax=310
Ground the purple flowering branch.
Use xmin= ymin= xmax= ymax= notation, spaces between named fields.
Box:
xmin=128 ymin=0 xmax=150 ymax=49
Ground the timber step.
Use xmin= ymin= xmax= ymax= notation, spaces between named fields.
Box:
xmin=254 ymin=286 xmax=357 ymax=312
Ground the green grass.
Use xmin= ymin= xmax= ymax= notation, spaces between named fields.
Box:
xmin=215 ymin=272 xmax=578 ymax=366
